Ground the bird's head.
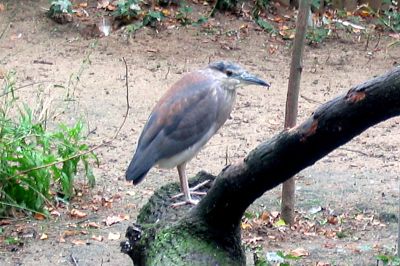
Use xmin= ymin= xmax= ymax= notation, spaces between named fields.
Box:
xmin=208 ymin=61 xmax=270 ymax=89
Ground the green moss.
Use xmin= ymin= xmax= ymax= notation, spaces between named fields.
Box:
xmin=124 ymin=172 xmax=244 ymax=265
xmin=146 ymin=224 xmax=244 ymax=266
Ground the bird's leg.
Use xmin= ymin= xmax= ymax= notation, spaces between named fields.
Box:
xmin=171 ymin=163 xmax=199 ymax=206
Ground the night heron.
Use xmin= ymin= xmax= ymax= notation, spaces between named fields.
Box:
xmin=126 ymin=61 xmax=270 ymax=206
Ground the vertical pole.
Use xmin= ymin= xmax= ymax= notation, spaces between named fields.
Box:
xmin=280 ymin=0 xmax=310 ymax=224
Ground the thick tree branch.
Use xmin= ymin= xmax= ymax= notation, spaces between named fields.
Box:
xmin=192 ymin=66 xmax=400 ymax=234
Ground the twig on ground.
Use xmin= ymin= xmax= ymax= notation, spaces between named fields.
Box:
xmin=338 ymin=147 xmax=370 ymax=157
xmin=165 ymin=65 xmax=170 ymax=80
xmin=300 ymin=94 xmax=322 ymax=104
xmin=374 ymin=33 xmax=381 ymax=49
xmin=113 ymin=57 xmax=131 ymax=139
xmin=364 ymin=33 xmax=370 ymax=51
xmin=33 ymin=60 xmax=53 ymax=65
xmin=70 ymin=254 xmax=79 ymax=266
xmin=0 ymin=22 xmax=10 ymax=41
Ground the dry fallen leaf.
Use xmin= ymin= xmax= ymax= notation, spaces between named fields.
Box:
xmin=161 ymin=9 xmax=171 ymax=17
xmin=273 ymin=16 xmax=285 ymax=23
xmin=270 ymin=211 xmax=280 ymax=218
xmin=71 ymin=239 xmax=86 ymax=245
xmin=241 ymin=222 xmax=252 ymax=230
xmin=0 ymin=220 xmax=11 ymax=226
xmin=289 ymin=247 xmax=309 ymax=257
xmin=120 ymin=214 xmax=130 ymax=220
xmin=104 ymin=214 xmax=129 ymax=226
xmin=108 ymin=232 xmax=120 ymax=240
xmin=91 ymin=235 xmax=103 ymax=242
xmin=79 ymin=2 xmax=88 ymax=8
xmin=260 ymin=212 xmax=270 ymax=221
xmin=97 ymin=0 xmax=109 ymax=9
xmin=50 ymin=210 xmax=61 ymax=217
xmin=59 ymin=237 xmax=66 ymax=243
xmin=327 ymin=215 xmax=338 ymax=225
xmin=104 ymin=216 xmax=123 ymax=226
xmin=70 ymin=209 xmax=87 ymax=219
xmin=0 ymin=3 xmax=5 ymax=12
xmin=126 ymin=190 xmax=136 ymax=196
xmin=40 ymin=233 xmax=48 ymax=240
xmin=106 ymin=4 xmax=117 ymax=11
xmin=355 ymin=214 xmax=364 ymax=221
xmin=34 ymin=213 xmax=46 ymax=220
xmin=87 ymin=222 xmax=101 ymax=228
xmin=62 ymin=230 xmax=79 ymax=238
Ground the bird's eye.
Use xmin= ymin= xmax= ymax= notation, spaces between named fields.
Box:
xmin=226 ymin=70 xmax=233 ymax=77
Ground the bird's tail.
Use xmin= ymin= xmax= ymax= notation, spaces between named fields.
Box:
xmin=125 ymin=153 xmax=155 ymax=185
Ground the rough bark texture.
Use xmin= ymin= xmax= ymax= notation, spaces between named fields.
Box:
xmin=122 ymin=67 xmax=400 ymax=265
xmin=281 ymin=0 xmax=310 ymax=225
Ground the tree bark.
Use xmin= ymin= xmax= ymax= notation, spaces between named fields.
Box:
xmin=281 ymin=0 xmax=310 ymax=224
xmin=122 ymin=67 xmax=400 ymax=265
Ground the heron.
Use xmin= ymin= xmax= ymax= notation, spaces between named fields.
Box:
xmin=126 ymin=61 xmax=270 ymax=206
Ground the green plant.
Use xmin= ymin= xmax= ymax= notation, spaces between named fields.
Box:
xmin=48 ymin=0 xmax=73 ymax=17
xmin=255 ymin=18 xmax=277 ymax=34
xmin=253 ymin=246 xmax=299 ymax=266
xmin=4 ymin=236 xmax=21 ymax=245
xmin=376 ymin=254 xmax=400 ymax=266
xmin=276 ymin=251 xmax=300 ymax=261
xmin=124 ymin=10 xmax=164 ymax=35
xmin=143 ymin=10 xmax=164 ymax=27
xmin=252 ymin=0 xmax=270 ymax=18
xmin=176 ymin=5 xmax=193 ymax=26
xmin=215 ymin=0 xmax=237 ymax=11
xmin=379 ymin=10 xmax=400 ymax=32
xmin=306 ymin=27 xmax=329 ymax=44
xmin=113 ymin=0 xmax=142 ymax=20
xmin=0 ymin=72 xmax=97 ymax=217
xmin=125 ymin=22 xmax=144 ymax=35
xmin=253 ymin=245 xmax=269 ymax=266
xmin=192 ymin=16 xmax=208 ymax=27
xmin=310 ymin=0 xmax=320 ymax=10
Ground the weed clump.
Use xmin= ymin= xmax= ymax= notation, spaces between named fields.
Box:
xmin=0 ymin=71 xmax=97 ymax=217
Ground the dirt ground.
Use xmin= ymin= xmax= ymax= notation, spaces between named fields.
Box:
xmin=0 ymin=0 xmax=400 ymax=265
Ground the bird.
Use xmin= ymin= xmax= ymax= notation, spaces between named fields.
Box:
xmin=126 ymin=61 xmax=270 ymax=206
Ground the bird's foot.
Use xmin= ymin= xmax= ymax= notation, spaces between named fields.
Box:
xmin=171 ymin=180 xmax=210 ymax=199
xmin=171 ymin=191 xmax=206 ymax=199
xmin=171 ymin=198 xmax=199 ymax=208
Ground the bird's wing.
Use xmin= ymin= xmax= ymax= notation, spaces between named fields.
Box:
xmin=136 ymin=71 xmax=219 ymax=162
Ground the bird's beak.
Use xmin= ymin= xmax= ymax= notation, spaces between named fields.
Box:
xmin=240 ymin=72 xmax=270 ymax=88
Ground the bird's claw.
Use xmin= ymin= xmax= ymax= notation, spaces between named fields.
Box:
xmin=171 ymin=191 xmax=206 ymax=199
xmin=171 ymin=198 xmax=199 ymax=208
xmin=171 ymin=180 xmax=210 ymax=199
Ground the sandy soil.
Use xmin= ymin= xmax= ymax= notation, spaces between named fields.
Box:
xmin=0 ymin=0 xmax=400 ymax=265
